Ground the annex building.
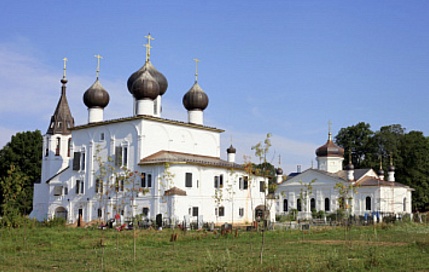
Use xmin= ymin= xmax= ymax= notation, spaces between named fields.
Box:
xmin=275 ymin=131 xmax=413 ymax=221
xmin=30 ymin=36 xmax=273 ymax=227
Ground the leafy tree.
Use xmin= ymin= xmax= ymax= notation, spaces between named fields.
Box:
xmin=335 ymin=122 xmax=374 ymax=168
xmin=0 ymin=130 xmax=42 ymax=215
xmin=396 ymin=131 xmax=429 ymax=211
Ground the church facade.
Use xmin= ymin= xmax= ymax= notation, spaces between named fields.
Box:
xmin=30 ymin=37 xmax=272 ymax=226
xmin=275 ymin=132 xmax=413 ymax=221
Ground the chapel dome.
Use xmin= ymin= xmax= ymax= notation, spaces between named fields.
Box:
xmin=227 ymin=145 xmax=236 ymax=154
xmin=182 ymin=82 xmax=209 ymax=111
xmin=388 ymin=164 xmax=395 ymax=172
xmin=127 ymin=61 xmax=168 ymax=96
xmin=130 ymin=70 xmax=160 ymax=100
xmin=315 ymin=135 xmax=344 ymax=158
xmin=276 ymin=167 xmax=284 ymax=175
xmin=83 ymin=79 xmax=110 ymax=108
xmin=345 ymin=163 xmax=354 ymax=171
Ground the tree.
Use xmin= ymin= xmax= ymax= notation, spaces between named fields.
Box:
xmin=396 ymin=131 xmax=429 ymax=211
xmin=0 ymin=130 xmax=42 ymax=215
xmin=335 ymin=122 xmax=374 ymax=168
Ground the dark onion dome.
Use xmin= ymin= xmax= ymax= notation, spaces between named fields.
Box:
xmin=83 ymin=79 xmax=110 ymax=108
xmin=131 ymin=70 xmax=160 ymax=100
xmin=227 ymin=144 xmax=236 ymax=154
xmin=127 ymin=61 xmax=168 ymax=96
xmin=345 ymin=162 xmax=354 ymax=171
xmin=378 ymin=168 xmax=385 ymax=176
xmin=315 ymin=137 xmax=344 ymax=157
xmin=183 ymin=82 xmax=209 ymax=111
xmin=276 ymin=167 xmax=284 ymax=175
xmin=388 ymin=164 xmax=395 ymax=172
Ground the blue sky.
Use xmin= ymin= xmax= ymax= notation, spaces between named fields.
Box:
xmin=1 ymin=1 xmax=428 ymax=173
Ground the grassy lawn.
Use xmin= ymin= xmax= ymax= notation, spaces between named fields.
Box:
xmin=0 ymin=222 xmax=428 ymax=271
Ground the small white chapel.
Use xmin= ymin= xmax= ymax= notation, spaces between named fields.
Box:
xmin=275 ymin=130 xmax=413 ymax=221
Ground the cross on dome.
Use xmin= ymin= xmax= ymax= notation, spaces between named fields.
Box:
xmin=144 ymin=33 xmax=154 ymax=61
xmin=94 ymin=54 xmax=103 ymax=79
xmin=193 ymin=58 xmax=200 ymax=82
xmin=62 ymin=57 xmax=68 ymax=78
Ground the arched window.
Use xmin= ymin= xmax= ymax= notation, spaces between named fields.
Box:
xmin=297 ymin=198 xmax=302 ymax=212
xmin=365 ymin=196 xmax=371 ymax=211
xmin=325 ymin=198 xmax=330 ymax=211
xmin=403 ymin=198 xmax=407 ymax=212
xmin=283 ymin=199 xmax=288 ymax=212
xmin=310 ymin=198 xmax=316 ymax=211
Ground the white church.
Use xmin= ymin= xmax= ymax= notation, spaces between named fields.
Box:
xmin=30 ymin=35 xmax=273 ymax=227
xmin=275 ymin=131 xmax=413 ymax=221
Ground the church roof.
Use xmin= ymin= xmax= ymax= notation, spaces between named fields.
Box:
xmin=47 ymin=78 xmax=75 ymax=135
xmin=139 ymin=150 xmax=243 ymax=169
xmin=71 ymin=114 xmax=224 ymax=133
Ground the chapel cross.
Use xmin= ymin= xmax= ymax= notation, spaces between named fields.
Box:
xmin=62 ymin=57 xmax=68 ymax=78
xmin=94 ymin=54 xmax=103 ymax=79
xmin=144 ymin=33 xmax=154 ymax=61
xmin=193 ymin=58 xmax=200 ymax=82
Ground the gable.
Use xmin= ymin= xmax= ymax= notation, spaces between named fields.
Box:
xmin=279 ymin=169 xmax=346 ymax=189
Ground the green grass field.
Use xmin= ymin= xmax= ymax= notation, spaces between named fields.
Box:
xmin=1 ymin=222 xmax=428 ymax=271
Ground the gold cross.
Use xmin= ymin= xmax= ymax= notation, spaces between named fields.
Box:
xmin=328 ymin=120 xmax=332 ymax=140
xmin=193 ymin=58 xmax=200 ymax=82
xmin=94 ymin=54 xmax=103 ymax=79
xmin=62 ymin=57 xmax=68 ymax=78
xmin=144 ymin=33 xmax=154 ymax=61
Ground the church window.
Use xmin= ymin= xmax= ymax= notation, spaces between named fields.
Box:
xmin=260 ymin=181 xmax=265 ymax=193
xmin=192 ymin=207 xmax=199 ymax=217
xmin=115 ymin=145 xmax=128 ymax=167
xmin=185 ymin=173 xmax=192 ymax=187
xmin=76 ymin=180 xmax=84 ymax=195
xmin=67 ymin=138 xmax=71 ymax=157
xmin=403 ymin=198 xmax=407 ymax=212
xmin=97 ymin=209 xmax=102 ymax=218
xmin=45 ymin=138 xmax=49 ymax=157
xmin=95 ymin=179 xmax=103 ymax=194
xmin=365 ymin=196 xmax=371 ymax=211
xmin=239 ymin=208 xmax=244 ymax=217
xmin=297 ymin=198 xmax=302 ymax=212
xmin=81 ymin=152 xmax=86 ymax=171
xmin=64 ymin=187 xmax=68 ymax=195
xmin=55 ymin=137 xmax=61 ymax=156
xmin=100 ymin=133 xmax=105 ymax=141
xmin=239 ymin=176 xmax=249 ymax=190
xmin=142 ymin=207 xmax=149 ymax=217
xmin=73 ymin=152 xmax=81 ymax=170
xmin=218 ymin=206 xmax=225 ymax=217
xmin=58 ymin=122 xmax=62 ymax=128
xmin=214 ymin=175 xmax=223 ymax=188
xmin=283 ymin=199 xmax=288 ymax=212
xmin=141 ymin=173 xmax=152 ymax=188
xmin=324 ymin=198 xmax=330 ymax=212
xmin=53 ymin=186 xmax=63 ymax=196
xmin=310 ymin=198 xmax=316 ymax=211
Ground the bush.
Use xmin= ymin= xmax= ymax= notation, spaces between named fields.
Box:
xmin=43 ymin=217 xmax=66 ymax=228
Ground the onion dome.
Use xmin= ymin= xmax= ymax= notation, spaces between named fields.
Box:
xmin=388 ymin=164 xmax=395 ymax=172
xmin=183 ymin=82 xmax=209 ymax=111
xmin=378 ymin=168 xmax=385 ymax=176
xmin=315 ymin=133 xmax=344 ymax=157
xmin=276 ymin=167 xmax=284 ymax=175
xmin=127 ymin=61 xmax=168 ymax=96
xmin=227 ymin=144 xmax=236 ymax=154
xmin=131 ymin=70 xmax=160 ymax=100
xmin=83 ymin=79 xmax=110 ymax=108
xmin=345 ymin=163 xmax=354 ymax=171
